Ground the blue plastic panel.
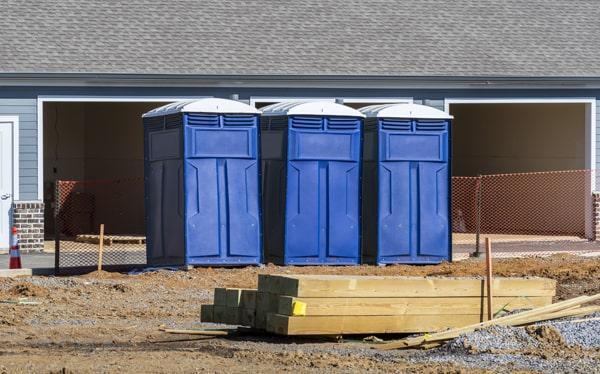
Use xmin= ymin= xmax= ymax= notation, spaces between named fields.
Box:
xmin=372 ymin=119 xmax=451 ymax=264
xmin=283 ymin=116 xmax=362 ymax=265
xmin=384 ymin=133 xmax=443 ymax=161
xmin=144 ymin=121 xmax=185 ymax=267
xmin=183 ymin=113 xmax=262 ymax=265
xmin=187 ymin=128 xmax=255 ymax=158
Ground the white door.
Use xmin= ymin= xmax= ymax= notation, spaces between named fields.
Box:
xmin=0 ymin=121 xmax=13 ymax=250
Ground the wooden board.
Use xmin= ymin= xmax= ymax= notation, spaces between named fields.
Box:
xmin=213 ymin=288 xmax=228 ymax=306
xmin=239 ymin=308 xmax=256 ymax=326
xmin=200 ymin=304 xmax=214 ymax=323
xmin=224 ymin=307 xmax=239 ymax=325
xmin=254 ymin=292 xmax=280 ymax=329
xmin=226 ymin=288 xmax=255 ymax=307
xmin=75 ymin=234 xmax=146 ymax=245
xmin=213 ymin=305 xmax=228 ymax=323
xmin=259 ymin=275 xmax=556 ymax=298
xmin=266 ymin=313 xmax=487 ymax=335
xmin=277 ymin=296 xmax=553 ymax=316
xmin=240 ymin=290 xmax=257 ymax=310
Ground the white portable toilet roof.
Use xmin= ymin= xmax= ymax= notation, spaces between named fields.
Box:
xmin=142 ymin=98 xmax=261 ymax=118
xmin=359 ymin=103 xmax=453 ymax=120
xmin=261 ymin=101 xmax=365 ymax=118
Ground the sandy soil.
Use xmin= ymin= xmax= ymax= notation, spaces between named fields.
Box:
xmin=0 ymin=254 xmax=597 ymax=373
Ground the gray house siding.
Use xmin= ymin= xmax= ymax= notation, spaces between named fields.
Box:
xmin=0 ymin=98 xmax=37 ymax=201
xmin=597 ymin=99 xmax=600 ymax=171
xmin=2 ymin=86 xmax=600 ymax=201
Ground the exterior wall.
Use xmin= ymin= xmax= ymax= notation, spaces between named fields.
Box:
xmin=451 ymin=103 xmax=585 ymax=176
xmin=593 ymin=192 xmax=600 ymax=240
xmin=2 ymin=86 xmax=599 ymax=202
xmin=0 ymin=85 xmax=598 ymax=250
xmin=0 ymin=99 xmax=37 ymax=201
xmin=12 ymin=201 xmax=44 ymax=251
xmin=597 ymin=99 xmax=600 ymax=171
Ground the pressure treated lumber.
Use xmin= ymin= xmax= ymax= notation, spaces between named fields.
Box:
xmin=200 ymin=304 xmax=214 ymax=323
xmin=226 ymin=288 xmax=255 ymax=307
xmin=277 ymin=296 xmax=552 ymax=316
xmin=266 ymin=314 xmax=487 ymax=335
xmin=213 ymin=288 xmax=228 ymax=306
xmin=239 ymin=308 xmax=256 ymax=326
xmin=161 ymin=328 xmax=230 ymax=336
xmin=254 ymin=292 xmax=280 ymax=329
xmin=377 ymin=294 xmax=600 ymax=350
xmin=240 ymin=290 xmax=257 ymax=310
xmin=212 ymin=305 xmax=228 ymax=323
xmin=259 ymin=274 xmax=556 ymax=298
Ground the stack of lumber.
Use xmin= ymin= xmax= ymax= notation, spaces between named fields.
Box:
xmin=200 ymin=274 xmax=556 ymax=336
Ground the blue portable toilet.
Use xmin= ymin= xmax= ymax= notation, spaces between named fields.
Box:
xmin=260 ymin=101 xmax=365 ymax=265
xmin=142 ymin=99 xmax=262 ymax=266
xmin=359 ymin=103 xmax=453 ymax=264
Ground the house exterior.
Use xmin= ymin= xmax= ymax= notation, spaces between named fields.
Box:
xmin=1 ymin=0 xmax=599 ymax=251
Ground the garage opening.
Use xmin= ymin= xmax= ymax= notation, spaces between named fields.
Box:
xmin=43 ymin=102 xmax=162 ymax=270
xmin=449 ymin=103 xmax=590 ymax=242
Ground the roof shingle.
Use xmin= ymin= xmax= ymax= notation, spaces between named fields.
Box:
xmin=1 ymin=0 xmax=599 ymax=77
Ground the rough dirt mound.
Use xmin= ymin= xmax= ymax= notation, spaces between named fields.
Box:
xmin=526 ymin=325 xmax=566 ymax=346
xmin=136 ymin=254 xmax=599 ymax=300
xmin=82 ymin=270 xmax=127 ymax=280
xmin=9 ymin=282 xmax=48 ymax=297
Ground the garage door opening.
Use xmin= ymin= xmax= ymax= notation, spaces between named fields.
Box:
xmin=448 ymin=102 xmax=592 ymax=242
xmin=43 ymin=101 xmax=162 ymax=270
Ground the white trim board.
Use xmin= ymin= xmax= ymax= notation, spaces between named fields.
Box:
xmin=444 ymin=97 xmax=596 ymax=175
xmin=444 ymin=97 xmax=597 ymax=239
xmin=36 ymin=95 xmax=210 ymax=200
xmin=0 ymin=116 xmax=19 ymax=201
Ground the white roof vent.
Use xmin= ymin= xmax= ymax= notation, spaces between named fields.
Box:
xmin=359 ymin=103 xmax=453 ymax=120
xmin=261 ymin=101 xmax=365 ymax=118
xmin=143 ymin=98 xmax=260 ymax=118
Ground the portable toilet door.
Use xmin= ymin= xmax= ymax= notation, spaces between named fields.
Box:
xmin=143 ymin=98 xmax=263 ymax=266
xmin=260 ymin=101 xmax=365 ymax=265
xmin=360 ymin=103 xmax=452 ymax=264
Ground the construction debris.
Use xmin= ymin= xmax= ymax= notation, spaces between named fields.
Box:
xmin=159 ymin=327 xmax=231 ymax=336
xmin=75 ymin=234 xmax=146 ymax=246
xmin=202 ymin=274 xmax=556 ymax=335
xmin=376 ymin=293 xmax=600 ymax=350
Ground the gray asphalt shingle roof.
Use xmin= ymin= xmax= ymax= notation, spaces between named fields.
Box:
xmin=2 ymin=0 xmax=599 ymax=77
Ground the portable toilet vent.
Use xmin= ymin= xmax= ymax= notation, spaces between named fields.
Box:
xmin=260 ymin=101 xmax=365 ymax=265
xmin=359 ymin=103 xmax=453 ymax=264
xmin=143 ymin=98 xmax=262 ymax=266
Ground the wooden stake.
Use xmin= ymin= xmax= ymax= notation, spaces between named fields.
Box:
xmin=159 ymin=328 xmax=230 ymax=336
xmin=485 ymin=237 xmax=493 ymax=320
xmin=98 ymin=224 xmax=105 ymax=272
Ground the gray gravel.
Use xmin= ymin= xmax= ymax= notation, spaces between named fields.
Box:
xmin=542 ymin=312 xmax=600 ymax=349
xmin=404 ymin=314 xmax=600 ymax=373
xmin=446 ymin=324 xmax=540 ymax=353
xmin=414 ymin=352 xmax=599 ymax=374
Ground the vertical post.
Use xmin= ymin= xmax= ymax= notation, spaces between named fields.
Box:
xmin=472 ymin=174 xmax=483 ymax=257
xmin=485 ymin=237 xmax=494 ymax=320
xmin=98 ymin=224 xmax=105 ymax=272
xmin=54 ymin=181 xmax=61 ymax=276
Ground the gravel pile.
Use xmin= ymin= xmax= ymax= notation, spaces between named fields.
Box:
xmin=446 ymin=325 xmax=539 ymax=353
xmin=542 ymin=312 xmax=600 ymax=348
xmin=415 ymin=352 xmax=599 ymax=374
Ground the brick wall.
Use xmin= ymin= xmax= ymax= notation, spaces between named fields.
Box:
xmin=12 ymin=202 xmax=44 ymax=252
xmin=593 ymin=192 xmax=600 ymax=241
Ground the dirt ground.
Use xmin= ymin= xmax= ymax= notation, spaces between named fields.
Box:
xmin=0 ymin=255 xmax=598 ymax=373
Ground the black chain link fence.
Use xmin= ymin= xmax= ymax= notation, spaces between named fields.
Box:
xmin=54 ymin=178 xmax=147 ymax=274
